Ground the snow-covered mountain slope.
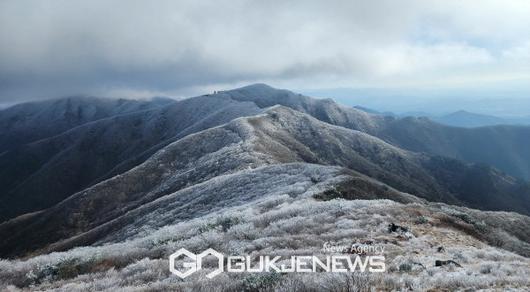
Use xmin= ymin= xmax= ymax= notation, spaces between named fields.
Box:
xmin=225 ymin=83 xmax=383 ymax=133
xmin=2 ymin=84 xmax=530 ymax=224
xmin=0 ymin=96 xmax=174 ymax=152
xmin=0 ymin=95 xmax=261 ymax=221
xmin=1 ymin=190 xmax=529 ymax=291
xmin=1 ymin=87 xmax=530 ymax=291
xmin=0 ymin=106 xmax=419 ymax=258
xmin=2 ymin=106 xmax=529 ymax=259
xmin=224 ymin=84 xmax=530 ymax=180
xmin=0 ymin=83 xmax=386 ymax=223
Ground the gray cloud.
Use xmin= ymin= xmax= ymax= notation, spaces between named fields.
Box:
xmin=0 ymin=0 xmax=529 ymax=102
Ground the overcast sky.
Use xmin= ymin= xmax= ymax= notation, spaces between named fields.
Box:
xmin=1 ymin=0 xmax=529 ymax=111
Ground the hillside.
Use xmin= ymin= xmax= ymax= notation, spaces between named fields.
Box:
xmin=0 ymin=86 xmax=530 ymax=291
xmin=0 ymin=95 xmax=261 ymax=221
xmin=379 ymin=117 xmax=530 ymax=180
xmin=0 ymin=96 xmax=174 ymax=152
xmin=2 ymin=106 xmax=529 ymax=259
xmin=1 ymin=171 xmax=530 ymax=290
xmin=223 ymin=84 xmax=530 ymax=180
xmin=2 ymin=85 xmax=530 ymax=222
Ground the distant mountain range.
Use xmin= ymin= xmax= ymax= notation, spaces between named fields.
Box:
xmin=433 ymin=110 xmax=530 ymax=128
xmin=432 ymin=110 xmax=506 ymax=127
xmin=354 ymin=106 xmax=530 ymax=128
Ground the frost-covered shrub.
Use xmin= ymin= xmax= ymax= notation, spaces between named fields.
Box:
xmin=473 ymin=220 xmax=488 ymax=233
xmin=480 ymin=264 xmax=492 ymax=274
xmin=399 ymin=262 xmax=412 ymax=272
xmin=451 ymin=212 xmax=473 ymax=224
xmin=241 ymin=272 xmax=282 ymax=291
xmin=1 ymin=198 xmax=530 ymax=291
xmin=227 ymin=222 xmax=260 ymax=241
xmin=198 ymin=216 xmax=242 ymax=233
xmin=414 ymin=216 xmax=429 ymax=225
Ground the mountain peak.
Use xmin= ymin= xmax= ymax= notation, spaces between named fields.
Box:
xmin=225 ymin=83 xmax=287 ymax=99
xmin=237 ymin=83 xmax=275 ymax=90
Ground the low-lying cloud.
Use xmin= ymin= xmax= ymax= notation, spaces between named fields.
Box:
xmin=0 ymin=0 xmax=529 ymax=102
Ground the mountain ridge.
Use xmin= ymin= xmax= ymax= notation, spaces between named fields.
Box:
xmin=0 ymin=95 xmax=175 ymax=152
xmin=2 ymin=105 xmax=530 ymax=258
xmin=2 ymin=84 xmax=530 ymax=223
